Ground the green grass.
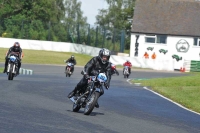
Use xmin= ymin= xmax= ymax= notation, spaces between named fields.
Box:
xmin=0 ymin=48 xmax=93 ymax=66
xmin=132 ymin=73 xmax=200 ymax=113
xmin=0 ymin=67 xmax=3 ymax=73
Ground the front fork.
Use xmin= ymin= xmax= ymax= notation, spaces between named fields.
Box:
xmin=7 ymin=64 xmax=10 ymax=73
xmin=12 ymin=64 xmax=16 ymax=73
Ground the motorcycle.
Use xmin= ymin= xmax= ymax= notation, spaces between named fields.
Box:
xmin=7 ymin=53 xmax=19 ymax=80
xmin=69 ymin=71 xmax=107 ymax=115
xmin=65 ymin=62 xmax=74 ymax=77
xmin=111 ymin=63 xmax=119 ymax=76
xmin=123 ymin=66 xmax=129 ymax=78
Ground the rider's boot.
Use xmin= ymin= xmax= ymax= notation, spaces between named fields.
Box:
xmin=3 ymin=63 xmax=7 ymax=73
xmin=3 ymin=67 xmax=6 ymax=73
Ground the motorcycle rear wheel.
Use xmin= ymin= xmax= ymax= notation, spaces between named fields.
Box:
xmin=84 ymin=92 xmax=100 ymax=115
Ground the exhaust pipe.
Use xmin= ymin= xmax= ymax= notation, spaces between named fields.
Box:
xmin=70 ymin=97 xmax=76 ymax=103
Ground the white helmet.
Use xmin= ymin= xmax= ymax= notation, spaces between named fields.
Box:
xmin=98 ymin=48 xmax=111 ymax=64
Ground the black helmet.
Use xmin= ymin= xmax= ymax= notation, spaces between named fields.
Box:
xmin=71 ymin=55 xmax=74 ymax=60
xmin=98 ymin=48 xmax=110 ymax=64
xmin=13 ymin=42 xmax=20 ymax=52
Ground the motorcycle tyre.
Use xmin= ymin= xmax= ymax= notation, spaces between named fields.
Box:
xmin=72 ymin=103 xmax=81 ymax=112
xmin=84 ymin=92 xmax=100 ymax=115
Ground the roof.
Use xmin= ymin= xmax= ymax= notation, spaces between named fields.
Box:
xmin=131 ymin=0 xmax=200 ymax=37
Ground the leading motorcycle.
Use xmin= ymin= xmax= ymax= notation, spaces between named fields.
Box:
xmin=7 ymin=53 xmax=19 ymax=80
xmin=69 ymin=71 xmax=107 ymax=115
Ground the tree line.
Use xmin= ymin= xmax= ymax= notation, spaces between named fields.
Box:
xmin=0 ymin=0 xmax=135 ymax=51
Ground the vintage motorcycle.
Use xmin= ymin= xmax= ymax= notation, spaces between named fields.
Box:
xmin=7 ymin=53 xmax=19 ymax=80
xmin=123 ymin=66 xmax=130 ymax=78
xmin=65 ymin=62 xmax=74 ymax=77
xmin=69 ymin=71 xmax=107 ymax=115
xmin=111 ymin=63 xmax=119 ymax=76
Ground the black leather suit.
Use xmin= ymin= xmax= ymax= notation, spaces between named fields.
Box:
xmin=65 ymin=58 xmax=77 ymax=73
xmin=5 ymin=46 xmax=22 ymax=73
xmin=73 ymin=56 xmax=111 ymax=95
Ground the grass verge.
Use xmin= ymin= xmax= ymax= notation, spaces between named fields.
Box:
xmin=0 ymin=67 xmax=3 ymax=73
xmin=131 ymin=72 xmax=200 ymax=113
xmin=0 ymin=48 xmax=93 ymax=66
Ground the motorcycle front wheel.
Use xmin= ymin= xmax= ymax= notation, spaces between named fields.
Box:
xmin=84 ymin=92 xmax=100 ymax=115
xmin=8 ymin=63 xmax=14 ymax=80
xmin=72 ymin=103 xmax=81 ymax=112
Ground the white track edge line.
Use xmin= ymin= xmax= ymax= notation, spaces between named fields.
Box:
xmin=143 ymin=86 xmax=200 ymax=116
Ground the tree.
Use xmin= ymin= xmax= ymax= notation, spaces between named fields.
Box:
xmin=64 ymin=0 xmax=87 ymax=43
xmin=95 ymin=0 xmax=136 ymax=50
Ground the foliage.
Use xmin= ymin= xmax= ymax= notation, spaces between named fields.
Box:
xmin=0 ymin=0 xmax=128 ymax=52
xmin=0 ymin=0 xmax=87 ymax=42
xmin=96 ymin=0 xmax=136 ymax=50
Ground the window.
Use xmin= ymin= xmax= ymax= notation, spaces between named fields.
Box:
xmin=194 ymin=38 xmax=200 ymax=46
xmin=145 ymin=35 xmax=167 ymax=44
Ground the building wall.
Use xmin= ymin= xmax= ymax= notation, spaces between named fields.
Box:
xmin=130 ymin=34 xmax=200 ymax=69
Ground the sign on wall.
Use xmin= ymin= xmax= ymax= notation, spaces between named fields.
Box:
xmin=176 ymin=39 xmax=190 ymax=53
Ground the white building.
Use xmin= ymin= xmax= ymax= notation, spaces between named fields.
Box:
xmin=130 ymin=0 xmax=200 ymax=70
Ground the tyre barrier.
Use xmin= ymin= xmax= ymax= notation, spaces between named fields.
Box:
xmin=19 ymin=68 xmax=33 ymax=75
xmin=182 ymin=60 xmax=200 ymax=72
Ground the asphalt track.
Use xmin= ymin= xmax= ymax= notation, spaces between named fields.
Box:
xmin=0 ymin=64 xmax=200 ymax=133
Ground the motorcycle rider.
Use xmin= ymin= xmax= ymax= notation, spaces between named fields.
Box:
xmin=65 ymin=55 xmax=77 ymax=74
xmin=68 ymin=48 xmax=112 ymax=108
xmin=3 ymin=42 xmax=23 ymax=75
xmin=123 ymin=60 xmax=132 ymax=74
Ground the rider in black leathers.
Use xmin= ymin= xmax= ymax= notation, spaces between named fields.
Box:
xmin=68 ymin=48 xmax=112 ymax=108
xmin=65 ymin=55 xmax=77 ymax=74
xmin=3 ymin=42 xmax=23 ymax=74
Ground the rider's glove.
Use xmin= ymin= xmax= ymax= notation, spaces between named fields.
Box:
xmin=104 ymin=82 xmax=109 ymax=89
xmin=84 ymin=74 xmax=90 ymax=79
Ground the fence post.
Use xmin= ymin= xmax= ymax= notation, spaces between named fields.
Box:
xmin=48 ymin=21 xmax=51 ymax=41
xmin=112 ymin=28 xmax=116 ymax=51
xmin=77 ymin=23 xmax=80 ymax=44
xmin=95 ymin=26 xmax=98 ymax=47
xmin=87 ymin=24 xmax=90 ymax=45
xmin=120 ymin=30 xmax=125 ymax=52
xmin=103 ymin=27 xmax=106 ymax=48
xmin=21 ymin=20 xmax=24 ymax=38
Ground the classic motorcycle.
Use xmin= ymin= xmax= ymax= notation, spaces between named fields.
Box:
xmin=123 ymin=66 xmax=129 ymax=78
xmin=69 ymin=71 xmax=107 ymax=115
xmin=65 ymin=62 xmax=74 ymax=77
xmin=111 ymin=63 xmax=119 ymax=76
xmin=7 ymin=53 xmax=19 ymax=80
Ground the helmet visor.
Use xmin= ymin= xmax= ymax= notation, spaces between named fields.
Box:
xmin=102 ymin=55 xmax=108 ymax=62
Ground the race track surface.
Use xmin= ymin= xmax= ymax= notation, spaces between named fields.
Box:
xmin=0 ymin=64 xmax=199 ymax=133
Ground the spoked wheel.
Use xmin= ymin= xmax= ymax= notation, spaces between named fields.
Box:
xmin=72 ymin=103 xmax=81 ymax=112
xmin=65 ymin=68 xmax=68 ymax=77
xmin=84 ymin=92 xmax=100 ymax=115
